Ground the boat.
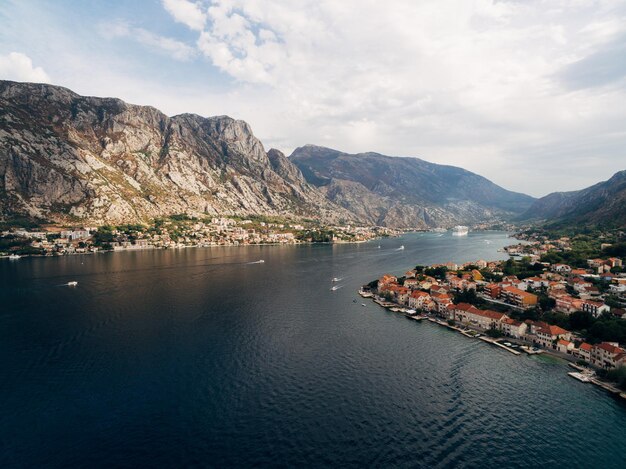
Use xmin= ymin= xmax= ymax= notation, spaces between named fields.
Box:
xmin=330 ymin=285 xmax=340 ymax=291
xmin=377 ymin=245 xmax=381 ymax=249
xmin=451 ymin=225 xmax=469 ymax=236
xmin=396 ymin=245 xmax=405 ymax=251
xmin=8 ymin=254 xmax=21 ymax=260
xmin=568 ymin=372 xmax=591 ymax=383
xmin=331 ymin=277 xmax=341 ymax=282
xmin=361 ymin=303 xmax=366 ymax=307
xmin=67 ymin=281 xmax=78 ymax=287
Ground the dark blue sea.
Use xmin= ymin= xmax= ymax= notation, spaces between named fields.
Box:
xmin=1 ymin=231 xmax=625 ymax=468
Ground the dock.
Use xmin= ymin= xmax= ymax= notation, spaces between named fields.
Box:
xmin=520 ymin=345 xmax=543 ymax=355
xmin=568 ymin=372 xmax=592 ymax=383
xmin=590 ymin=378 xmax=623 ymax=395
xmin=479 ymin=337 xmax=521 ymax=355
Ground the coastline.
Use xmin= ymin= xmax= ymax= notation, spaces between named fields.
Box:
xmin=360 ymin=292 xmax=626 ymax=401
xmin=0 ymin=236 xmax=386 ymax=261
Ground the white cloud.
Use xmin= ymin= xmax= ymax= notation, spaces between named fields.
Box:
xmin=163 ymin=0 xmax=626 ymax=196
xmin=0 ymin=52 xmax=50 ymax=83
xmin=162 ymin=0 xmax=206 ymax=31
xmin=3 ymin=0 xmax=625 ymax=197
xmin=104 ymin=22 xmax=196 ymax=61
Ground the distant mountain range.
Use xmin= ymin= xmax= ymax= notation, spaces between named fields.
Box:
xmin=520 ymin=170 xmax=626 ymax=228
xmin=290 ymin=145 xmax=535 ymax=228
xmin=0 ymin=80 xmax=542 ymax=228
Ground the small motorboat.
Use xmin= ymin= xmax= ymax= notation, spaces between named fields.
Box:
xmin=396 ymin=245 xmax=405 ymax=251
xmin=331 ymin=277 xmax=341 ymax=282
xmin=8 ymin=254 xmax=21 ymax=260
xmin=361 ymin=303 xmax=366 ymax=307
xmin=330 ymin=285 xmax=341 ymax=291
xmin=67 ymin=281 xmax=78 ymax=287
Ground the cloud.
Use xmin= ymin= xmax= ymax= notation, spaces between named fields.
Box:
xmin=104 ymin=22 xmax=196 ymax=61
xmin=161 ymin=0 xmax=626 ymax=196
xmin=3 ymin=0 xmax=626 ymax=196
xmin=558 ymin=35 xmax=626 ymax=90
xmin=0 ymin=52 xmax=50 ymax=83
xmin=162 ymin=0 xmax=206 ymax=31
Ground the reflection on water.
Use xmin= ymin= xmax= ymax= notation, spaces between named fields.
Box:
xmin=1 ymin=232 xmax=625 ymax=468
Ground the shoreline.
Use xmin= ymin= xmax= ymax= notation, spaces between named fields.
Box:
xmin=362 ymin=291 xmax=626 ymax=401
xmin=0 ymin=237 xmax=386 ymax=261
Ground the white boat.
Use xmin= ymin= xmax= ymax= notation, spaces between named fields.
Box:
xmin=8 ymin=254 xmax=21 ymax=260
xmin=361 ymin=303 xmax=366 ymax=307
xmin=568 ymin=372 xmax=591 ymax=383
xmin=451 ymin=225 xmax=469 ymax=236
xmin=396 ymin=245 xmax=405 ymax=251
xmin=67 ymin=281 xmax=78 ymax=287
xmin=330 ymin=285 xmax=340 ymax=291
xmin=331 ymin=277 xmax=341 ymax=282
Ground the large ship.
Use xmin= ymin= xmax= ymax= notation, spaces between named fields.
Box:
xmin=451 ymin=225 xmax=469 ymax=236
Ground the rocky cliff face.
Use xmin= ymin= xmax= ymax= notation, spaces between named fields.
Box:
xmin=0 ymin=81 xmax=353 ymax=224
xmin=290 ymin=145 xmax=535 ymax=228
xmin=520 ymin=170 xmax=626 ymax=228
xmin=0 ymin=80 xmax=537 ymax=228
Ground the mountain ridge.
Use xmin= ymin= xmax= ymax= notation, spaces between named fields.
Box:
xmin=520 ymin=170 xmax=626 ymax=228
xmin=289 ymin=144 xmax=535 ymax=228
xmin=0 ymin=80 xmax=355 ymax=225
xmin=1 ymin=80 xmax=535 ymax=228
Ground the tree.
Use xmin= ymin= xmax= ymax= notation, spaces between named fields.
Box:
xmin=486 ymin=324 xmax=503 ymax=338
xmin=569 ymin=311 xmax=594 ymax=331
xmin=606 ymin=366 xmax=626 ymax=391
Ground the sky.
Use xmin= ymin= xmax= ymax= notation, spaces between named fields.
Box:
xmin=1 ymin=0 xmax=626 ymax=197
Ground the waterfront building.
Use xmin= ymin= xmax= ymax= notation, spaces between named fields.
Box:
xmin=450 ymin=303 xmax=508 ymax=330
xmin=501 ymin=318 xmax=527 ymax=338
xmin=590 ymin=342 xmax=626 ymax=369
xmin=530 ymin=322 xmax=572 ymax=349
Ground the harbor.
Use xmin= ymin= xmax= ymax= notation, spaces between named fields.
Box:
xmin=363 ymin=292 xmax=626 ymax=400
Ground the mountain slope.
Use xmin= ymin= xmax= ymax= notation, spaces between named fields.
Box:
xmin=290 ymin=145 xmax=535 ymax=228
xmin=520 ymin=170 xmax=626 ymax=227
xmin=0 ymin=80 xmax=353 ymax=224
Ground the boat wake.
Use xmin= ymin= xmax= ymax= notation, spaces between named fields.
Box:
xmin=247 ymin=260 xmax=265 ymax=264
xmin=395 ymin=245 xmax=405 ymax=251
xmin=330 ymin=285 xmax=344 ymax=291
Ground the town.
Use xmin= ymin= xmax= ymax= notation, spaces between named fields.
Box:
xmin=0 ymin=215 xmax=399 ymax=258
xmin=362 ymin=234 xmax=626 ymax=398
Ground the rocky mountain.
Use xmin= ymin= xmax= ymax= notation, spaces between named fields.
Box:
xmin=520 ymin=170 xmax=626 ymax=228
xmin=290 ymin=145 xmax=535 ymax=228
xmin=0 ymin=80 xmax=537 ymax=228
xmin=0 ymin=80 xmax=353 ymax=225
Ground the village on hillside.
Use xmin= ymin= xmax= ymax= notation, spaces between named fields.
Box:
xmin=0 ymin=216 xmax=398 ymax=257
xmin=362 ymin=232 xmax=626 ymax=395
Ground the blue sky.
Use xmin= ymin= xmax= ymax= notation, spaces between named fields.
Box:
xmin=1 ymin=0 xmax=626 ymax=197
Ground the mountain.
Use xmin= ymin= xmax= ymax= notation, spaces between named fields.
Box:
xmin=0 ymin=80 xmax=353 ymax=225
xmin=290 ymin=145 xmax=535 ymax=228
xmin=0 ymin=80 xmax=535 ymax=228
xmin=520 ymin=170 xmax=626 ymax=228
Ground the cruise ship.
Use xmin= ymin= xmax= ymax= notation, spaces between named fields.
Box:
xmin=451 ymin=225 xmax=469 ymax=236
